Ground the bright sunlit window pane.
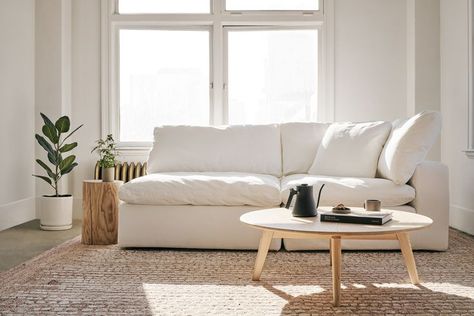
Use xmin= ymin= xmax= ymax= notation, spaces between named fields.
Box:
xmin=119 ymin=0 xmax=210 ymax=14
xmin=227 ymin=29 xmax=318 ymax=125
xmin=226 ymin=0 xmax=319 ymax=11
xmin=119 ymin=30 xmax=210 ymax=142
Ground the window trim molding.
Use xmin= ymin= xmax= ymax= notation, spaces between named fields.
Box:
xmin=100 ymin=0 xmax=334 ymax=151
xmin=467 ymin=0 xmax=474 ymax=158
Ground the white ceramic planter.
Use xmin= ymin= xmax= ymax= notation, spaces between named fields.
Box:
xmin=39 ymin=195 xmax=73 ymax=230
xmin=102 ymin=167 xmax=115 ymax=182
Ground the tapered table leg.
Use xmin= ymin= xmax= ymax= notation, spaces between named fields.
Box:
xmin=331 ymin=236 xmax=342 ymax=306
xmin=252 ymin=230 xmax=274 ymax=281
xmin=397 ymin=232 xmax=420 ymax=284
xmin=329 ymin=239 xmax=332 ymax=266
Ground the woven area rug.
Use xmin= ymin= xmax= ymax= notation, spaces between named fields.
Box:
xmin=1 ymin=229 xmax=473 ymax=315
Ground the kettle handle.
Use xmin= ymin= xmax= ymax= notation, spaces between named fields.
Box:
xmin=315 ymin=184 xmax=325 ymax=209
xmin=285 ymin=188 xmax=297 ymax=209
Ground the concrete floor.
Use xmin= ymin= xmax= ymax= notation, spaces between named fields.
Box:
xmin=0 ymin=219 xmax=82 ymax=272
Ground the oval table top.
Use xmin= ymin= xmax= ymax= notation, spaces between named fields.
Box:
xmin=240 ymin=207 xmax=433 ymax=236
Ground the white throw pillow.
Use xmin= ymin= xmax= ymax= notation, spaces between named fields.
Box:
xmin=377 ymin=111 xmax=441 ymax=184
xmin=308 ymin=121 xmax=391 ymax=178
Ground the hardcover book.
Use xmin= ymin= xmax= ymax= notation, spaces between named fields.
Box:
xmin=320 ymin=210 xmax=392 ymax=225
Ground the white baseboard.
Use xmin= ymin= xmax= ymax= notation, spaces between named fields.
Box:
xmin=450 ymin=204 xmax=474 ymax=235
xmin=0 ymin=197 xmax=36 ymax=231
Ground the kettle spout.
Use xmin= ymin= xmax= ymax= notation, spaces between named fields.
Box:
xmin=315 ymin=184 xmax=325 ymax=209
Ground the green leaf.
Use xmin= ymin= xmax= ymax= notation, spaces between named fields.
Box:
xmin=55 ymin=116 xmax=70 ymax=133
xmin=59 ymin=155 xmax=75 ymax=172
xmin=32 ymin=174 xmax=52 ymax=185
xmin=40 ymin=113 xmax=55 ymax=128
xmin=40 ymin=113 xmax=59 ymax=144
xmin=59 ymin=142 xmax=77 ymax=153
xmin=35 ymin=159 xmax=56 ymax=179
xmin=35 ymin=134 xmax=54 ymax=156
xmin=60 ymin=162 xmax=78 ymax=176
xmin=42 ymin=124 xmax=59 ymax=144
xmin=48 ymin=152 xmax=58 ymax=165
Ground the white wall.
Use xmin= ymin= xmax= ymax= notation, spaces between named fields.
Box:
xmin=334 ymin=0 xmax=407 ymax=122
xmin=410 ymin=0 xmax=441 ymax=160
xmin=71 ymin=0 xmax=102 ymax=217
xmin=35 ymin=0 xmax=73 ymax=202
xmin=334 ymin=0 xmax=440 ymax=159
xmin=0 ymin=0 xmax=36 ymax=230
xmin=440 ymin=0 xmax=474 ymax=235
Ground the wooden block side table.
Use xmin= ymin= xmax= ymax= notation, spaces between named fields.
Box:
xmin=82 ymin=180 xmax=123 ymax=245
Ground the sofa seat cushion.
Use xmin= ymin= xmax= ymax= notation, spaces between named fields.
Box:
xmin=281 ymin=174 xmax=415 ymax=207
xmin=119 ymin=172 xmax=281 ymax=206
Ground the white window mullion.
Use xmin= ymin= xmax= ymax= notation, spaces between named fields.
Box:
xmin=211 ymin=1 xmax=224 ymax=125
xmin=211 ymin=23 xmax=225 ymax=125
xmin=222 ymin=28 xmax=229 ymax=124
xmin=111 ymin=24 xmax=121 ymax=143
xmin=320 ymin=0 xmax=334 ymax=122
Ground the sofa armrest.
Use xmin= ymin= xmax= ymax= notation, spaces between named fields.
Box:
xmin=408 ymin=161 xmax=449 ymax=250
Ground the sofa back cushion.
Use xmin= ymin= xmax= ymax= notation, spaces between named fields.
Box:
xmin=280 ymin=122 xmax=329 ymax=175
xmin=377 ymin=111 xmax=441 ymax=184
xmin=148 ymin=124 xmax=282 ymax=176
xmin=308 ymin=121 xmax=392 ymax=178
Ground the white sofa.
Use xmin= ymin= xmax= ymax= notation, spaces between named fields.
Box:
xmin=118 ymin=117 xmax=449 ymax=251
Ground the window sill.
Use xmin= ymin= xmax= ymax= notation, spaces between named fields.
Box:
xmin=464 ymin=150 xmax=474 ymax=159
xmin=117 ymin=145 xmax=152 ymax=157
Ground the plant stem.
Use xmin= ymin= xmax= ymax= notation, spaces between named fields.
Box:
xmin=55 ymin=137 xmax=59 ymax=197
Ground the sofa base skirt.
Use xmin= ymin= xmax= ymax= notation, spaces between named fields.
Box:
xmin=118 ymin=203 xmax=282 ymax=250
xmin=283 ymin=205 xmax=448 ymax=251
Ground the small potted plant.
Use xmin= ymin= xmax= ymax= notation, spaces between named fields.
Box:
xmin=92 ymin=134 xmax=118 ymax=182
xmin=33 ymin=113 xmax=82 ymax=230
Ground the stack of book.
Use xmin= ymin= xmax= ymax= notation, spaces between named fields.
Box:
xmin=320 ymin=210 xmax=392 ymax=225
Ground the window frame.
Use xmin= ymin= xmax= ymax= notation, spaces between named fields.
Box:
xmin=101 ymin=0 xmax=334 ymax=149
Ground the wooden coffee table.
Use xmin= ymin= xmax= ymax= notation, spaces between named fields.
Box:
xmin=240 ymin=207 xmax=433 ymax=306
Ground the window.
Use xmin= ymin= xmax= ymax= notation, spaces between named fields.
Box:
xmin=227 ymin=29 xmax=318 ymax=124
xmin=102 ymin=0 xmax=332 ymax=146
xmin=119 ymin=0 xmax=210 ymax=14
xmin=119 ymin=29 xmax=210 ymax=142
xmin=225 ymin=0 xmax=319 ymax=11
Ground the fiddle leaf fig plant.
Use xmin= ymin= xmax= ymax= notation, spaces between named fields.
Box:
xmin=91 ymin=134 xmax=118 ymax=168
xmin=33 ymin=113 xmax=83 ymax=197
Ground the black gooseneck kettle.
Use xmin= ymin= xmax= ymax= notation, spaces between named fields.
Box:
xmin=285 ymin=183 xmax=325 ymax=217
